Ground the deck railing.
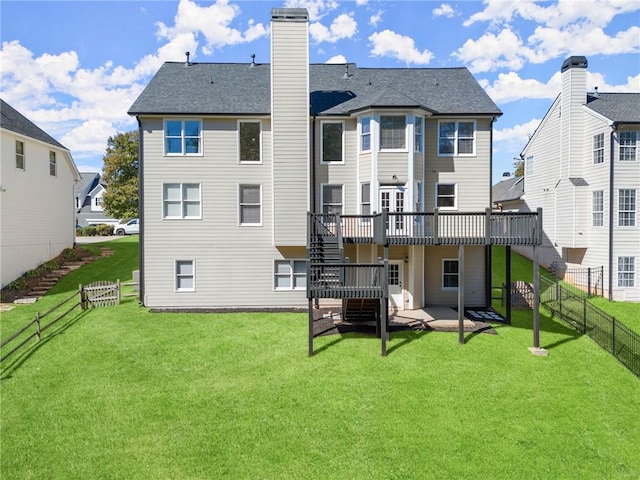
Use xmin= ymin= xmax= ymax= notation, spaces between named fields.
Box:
xmin=307 ymin=262 xmax=387 ymax=298
xmin=310 ymin=209 xmax=542 ymax=246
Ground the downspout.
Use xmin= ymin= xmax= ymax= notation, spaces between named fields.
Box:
xmin=608 ymin=126 xmax=616 ymax=301
xmin=136 ymin=116 xmax=144 ymax=304
xmin=310 ymin=115 xmax=316 ymax=213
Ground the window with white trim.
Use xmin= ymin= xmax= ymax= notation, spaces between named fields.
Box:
xmin=164 ymin=119 xmax=202 ymax=155
xmin=175 ymin=260 xmax=195 ymax=292
xmin=618 ymin=189 xmax=636 ymax=227
xmin=361 ymin=182 xmax=371 ymax=216
xmin=239 ymin=121 xmax=261 ymax=162
xmin=442 ymin=259 xmax=459 ymax=290
xmin=414 ymin=116 xmax=423 ymax=153
xmin=436 ymin=183 xmax=456 ymax=210
xmin=360 ymin=117 xmax=371 ymax=152
xmin=239 ymin=184 xmax=261 ymax=225
xmin=618 ymin=257 xmax=635 ymax=288
xmin=415 ymin=181 xmax=423 ymax=211
xmin=322 ymin=184 xmax=343 ymax=215
xmin=380 ymin=115 xmax=406 ymax=150
xmin=274 ymin=260 xmax=306 ymax=290
xmin=163 ymin=183 xmax=201 ymax=219
xmin=438 ymin=121 xmax=475 ymax=156
xmin=321 ymin=121 xmax=344 ymax=163
xmin=525 ymin=155 xmax=533 ymax=175
xmin=593 ymin=133 xmax=604 ymax=164
xmin=592 ymin=190 xmax=604 ymax=227
xmin=619 ymin=131 xmax=637 ymax=162
xmin=16 ymin=140 xmax=25 ymax=170
xmin=49 ymin=152 xmax=56 ymax=176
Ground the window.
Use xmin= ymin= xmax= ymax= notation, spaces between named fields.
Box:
xmin=239 ymin=121 xmax=261 ymax=162
xmin=415 ymin=182 xmax=423 ymax=211
xmin=442 ymin=259 xmax=459 ymax=290
xmin=618 ymin=189 xmax=636 ymax=227
xmin=322 ymin=184 xmax=343 ymax=215
xmin=163 ymin=183 xmax=201 ymax=219
xmin=380 ymin=115 xmax=406 ymax=150
xmin=239 ymin=184 xmax=261 ymax=225
xmin=361 ymin=183 xmax=371 ymax=215
xmin=618 ymin=257 xmax=635 ymax=287
xmin=175 ymin=260 xmax=195 ymax=292
xmin=592 ymin=190 xmax=604 ymax=227
xmin=49 ymin=151 xmax=56 ymax=176
xmin=436 ymin=183 xmax=456 ymax=210
xmin=16 ymin=140 xmax=25 ymax=170
xmin=438 ymin=121 xmax=475 ymax=156
xmin=95 ymin=197 xmax=103 ymax=207
xmin=619 ymin=131 xmax=637 ymax=162
xmin=321 ymin=121 xmax=344 ymax=163
xmin=274 ymin=260 xmax=306 ymax=290
xmin=165 ymin=120 xmax=201 ymax=155
xmin=525 ymin=155 xmax=534 ymax=175
xmin=414 ymin=116 xmax=423 ymax=153
xmin=360 ymin=117 xmax=371 ymax=152
xmin=593 ymin=133 xmax=604 ymax=164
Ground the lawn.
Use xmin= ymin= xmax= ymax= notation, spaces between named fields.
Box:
xmin=1 ymin=240 xmax=639 ymax=479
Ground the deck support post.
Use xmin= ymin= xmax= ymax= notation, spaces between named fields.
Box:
xmin=533 ymin=245 xmax=540 ymax=348
xmin=505 ymin=246 xmax=512 ymax=325
xmin=308 ymin=299 xmax=314 ymax=356
xmin=458 ymin=244 xmax=465 ymax=344
xmin=485 ymin=245 xmax=492 ymax=307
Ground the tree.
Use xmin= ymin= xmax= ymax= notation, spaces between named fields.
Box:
xmin=513 ymin=157 xmax=524 ymax=177
xmin=102 ymin=130 xmax=139 ymax=219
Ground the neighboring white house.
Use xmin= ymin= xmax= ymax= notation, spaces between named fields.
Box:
xmin=0 ymin=99 xmax=81 ymax=288
xmin=128 ymin=8 xmax=541 ymax=317
xmin=520 ymin=56 xmax=640 ymax=302
xmin=75 ymin=172 xmax=119 ymax=227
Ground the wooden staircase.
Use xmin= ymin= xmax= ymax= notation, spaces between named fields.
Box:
xmin=342 ymin=298 xmax=380 ymax=324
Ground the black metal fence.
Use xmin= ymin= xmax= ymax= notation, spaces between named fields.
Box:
xmin=540 ymin=275 xmax=639 ymax=377
xmin=547 ymin=264 xmax=604 ymax=298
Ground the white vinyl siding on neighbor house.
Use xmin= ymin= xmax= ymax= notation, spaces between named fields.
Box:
xmin=619 ymin=131 xmax=637 ymax=162
xmin=438 ymin=120 xmax=475 ymax=156
xmin=592 ymin=190 xmax=604 ymax=226
xmin=49 ymin=151 xmax=56 ymax=176
xmin=164 ymin=119 xmax=202 ymax=155
xmin=321 ymin=121 xmax=344 ymax=163
xmin=16 ymin=140 xmax=25 ymax=170
xmin=380 ymin=115 xmax=406 ymax=150
xmin=593 ymin=133 xmax=604 ymax=164
xmin=238 ymin=120 xmax=261 ymax=162
xmin=274 ymin=259 xmax=306 ymax=290
xmin=617 ymin=257 xmax=635 ymax=288
xmin=618 ymin=189 xmax=636 ymax=227
xmin=163 ymin=183 xmax=201 ymax=219
xmin=175 ymin=260 xmax=195 ymax=292
xmin=238 ymin=184 xmax=262 ymax=225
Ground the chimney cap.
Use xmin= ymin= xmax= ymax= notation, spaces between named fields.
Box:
xmin=561 ymin=56 xmax=588 ymax=73
xmin=271 ymin=8 xmax=308 ymax=22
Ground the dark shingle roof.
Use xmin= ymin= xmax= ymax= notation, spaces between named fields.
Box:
xmin=1 ymin=99 xmax=68 ymax=149
xmin=492 ymin=176 xmax=524 ymax=204
xmin=128 ymin=62 xmax=502 ymax=117
xmin=586 ymin=93 xmax=640 ymax=124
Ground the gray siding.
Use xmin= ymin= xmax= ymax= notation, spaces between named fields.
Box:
xmin=424 ymin=246 xmax=485 ymax=306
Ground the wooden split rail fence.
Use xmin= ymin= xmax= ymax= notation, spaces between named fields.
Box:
xmin=1 ymin=280 xmax=138 ymax=364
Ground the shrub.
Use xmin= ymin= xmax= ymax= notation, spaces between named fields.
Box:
xmin=25 ymin=268 xmax=42 ymax=278
xmin=95 ymin=224 xmax=114 ymax=236
xmin=83 ymin=225 xmax=97 ymax=237
xmin=7 ymin=279 xmax=28 ymax=290
xmin=62 ymin=248 xmax=78 ymax=261
xmin=42 ymin=260 xmax=60 ymax=271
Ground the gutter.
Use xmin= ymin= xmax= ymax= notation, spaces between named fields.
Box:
xmin=311 ymin=115 xmax=316 ymax=213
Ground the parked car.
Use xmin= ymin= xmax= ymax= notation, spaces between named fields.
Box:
xmin=115 ymin=218 xmax=139 ymax=236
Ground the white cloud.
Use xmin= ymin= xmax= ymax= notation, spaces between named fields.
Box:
xmin=494 ymin=118 xmax=542 ymax=145
xmin=369 ymin=30 xmax=433 ymax=65
xmin=310 ymin=13 xmax=358 ymax=43
xmin=454 ymin=28 xmax=535 ymax=72
xmin=369 ymin=10 xmax=383 ymax=27
xmin=433 ymin=3 xmax=456 ymax=18
xmin=326 ymin=54 xmax=347 ymax=64
xmin=284 ymin=0 xmax=339 ymax=22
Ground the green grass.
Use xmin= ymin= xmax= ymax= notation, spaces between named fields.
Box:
xmin=589 ymin=297 xmax=640 ymax=332
xmin=1 ymin=241 xmax=639 ymax=479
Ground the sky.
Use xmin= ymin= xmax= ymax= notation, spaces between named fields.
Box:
xmin=1 ymin=0 xmax=639 ymax=183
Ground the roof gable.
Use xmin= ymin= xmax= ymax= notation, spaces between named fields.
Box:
xmin=585 ymin=93 xmax=640 ymax=124
xmin=1 ymin=99 xmax=68 ymax=149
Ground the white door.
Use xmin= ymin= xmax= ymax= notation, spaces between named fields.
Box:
xmin=380 ymin=187 xmax=406 ymax=235
xmin=388 ymin=261 xmax=404 ymax=310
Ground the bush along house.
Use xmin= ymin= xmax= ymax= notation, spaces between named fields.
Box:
xmin=128 ymin=8 xmax=543 ymax=355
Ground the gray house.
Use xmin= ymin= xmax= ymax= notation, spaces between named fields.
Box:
xmin=129 ymin=8 xmax=542 ymax=351
xmin=521 ymin=57 xmax=640 ymax=302
xmin=75 ymin=172 xmax=119 ymax=227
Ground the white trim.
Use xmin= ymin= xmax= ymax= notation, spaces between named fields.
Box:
xmin=320 ymin=183 xmax=344 ymax=216
xmin=163 ymin=119 xmax=203 ymax=156
xmin=174 ymin=259 xmax=196 ymax=292
xmin=273 ymin=259 xmax=307 ymax=291
xmin=320 ymin=120 xmax=346 ymax=164
xmin=358 ymin=116 xmax=372 ymax=154
xmin=238 ymin=183 xmax=263 ymax=226
xmin=435 ymin=182 xmax=457 ymax=211
xmin=379 ymin=114 xmax=408 ymax=152
xmin=442 ymin=258 xmax=459 ymax=291
xmin=437 ymin=119 xmax=476 ymax=157
xmin=237 ymin=119 xmax=263 ymax=164
xmin=162 ymin=182 xmax=202 ymax=220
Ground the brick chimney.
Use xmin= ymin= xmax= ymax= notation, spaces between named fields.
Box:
xmin=271 ymin=8 xmax=309 ymax=245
